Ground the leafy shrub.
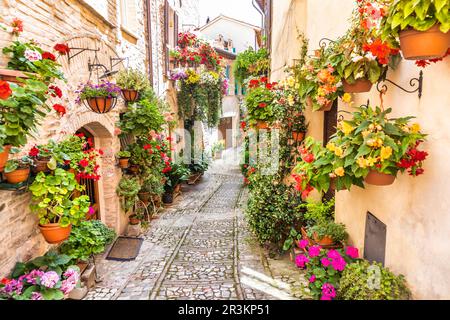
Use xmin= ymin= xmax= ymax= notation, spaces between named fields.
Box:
xmin=116 ymin=176 xmax=141 ymax=212
xmin=119 ymin=98 xmax=164 ymax=136
xmin=308 ymin=221 xmax=348 ymax=244
xmin=116 ymin=68 xmax=151 ymax=91
xmin=303 ymin=197 xmax=335 ymax=226
xmin=60 ymin=220 xmax=116 ymax=262
xmin=338 ymin=260 xmax=411 ymax=300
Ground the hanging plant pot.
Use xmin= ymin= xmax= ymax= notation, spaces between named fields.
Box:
xmin=4 ymin=167 xmax=30 ymax=184
xmin=32 ymin=157 xmax=51 ymax=174
xmin=292 ymin=132 xmax=305 ymax=142
xmin=162 ymin=192 xmax=174 ymax=204
xmin=39 ymin=223 xmax=72 ymax=244
xmin=118 ymin=158 xmax=130 ymax=169
xmin=121 ymin=89 xmax=139 ymax=103
xmin=84 ymin=97 xmax=117 ymax=114
xmin=0 ymin=145 xmax=11 ymax=172
xmin=364 ymin=170 xmax=396 ymax=186
xmin=256 ymin=120 xmax=270 ymax=130
xmin=342 ymin=79 xmax=373 ymax=93
xmin=399 ymin=24 xmax=450 ymax=60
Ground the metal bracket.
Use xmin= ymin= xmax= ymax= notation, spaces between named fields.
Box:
xmin=110 ymin=56 xmax=128 ymax=71
xmin=67 ymin=47 xmax=100 ymax=64
xmin=377 ymin=70 xmax=423 ymax=98
xmin=319 ymin=38 xmax=336 ymax=49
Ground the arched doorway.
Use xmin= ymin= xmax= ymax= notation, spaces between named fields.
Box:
xmin=75 ymin=127 xmax=100 ymax=220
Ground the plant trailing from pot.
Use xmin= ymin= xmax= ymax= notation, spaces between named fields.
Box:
xmin=327 ymin=0 xmax=401 ymax=93
xmin=307 ymin=220 xmax=349 ymax=246
xmin=118 ymin=98 xmax=165 ymax=136
xmin=60 ymin=220 xmax=116 ymax=262
xmin=116 ymin=176 xmax=141 ymax=213
xmin=115 ymin=68 xmax=151 ymax=102
xmin=29 ymin=169 xmax=91 ymax=244
xmin=116 ymin=150 xmax=131 ymax=169
xmin=75 ymin=80 xmax=121 ymax=114
xmin=337 ymin=259 xmax=411 ymax=300
xmin=380 ymin=0 xmax=450 ymax=60
xmin=234 ymin=47 xmax=270 ymax=85
xmin=3 ymin=156 xmax=32 ymax=184
xmin=295 ymin=245 xmax=360 ymax=300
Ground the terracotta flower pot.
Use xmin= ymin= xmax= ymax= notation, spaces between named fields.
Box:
xmin=86 ymin=97 xmax=115 ymax=114
xmin=364 ymin=170 xmax=396 ymax=186
xmin=342 ymin=78 xmax=373 ymax=93
xmin=118 ymin=158 xmax=129 ymax=169
xmin=39 ymin=223 xmax=72 ymax=244
xmin=33 ymin=157 xmax=51 ymax=173
xmin=256 ymin=120 xmax=270 ymax=130
xmin=313 ymin=233 xmax=335 ymax=246
xmin=292 ymin=132 xmax=305 ymax=142
xmin=0 ymin=145 xmax=11 ymax=172
xmin=4 ymin=167 xmax=30 ymax=184
xmin=399 ymin=24 xmax=450 ymax=60
xmin=129 ymin=215 xmax=140 ymax=225
xmin=121 ymin=89 xmax=139 ymax=102
xmin=0 ymin=69 xmax=30 ymax=86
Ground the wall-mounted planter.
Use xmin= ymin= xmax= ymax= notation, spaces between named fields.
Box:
xmin=118 ymin=158 xmax=129 ymax=169
xmin=399 ymin=24 xmax=450 ymax=60
xmin=364 ymin=170 xmax=396 ymax=186
xmin=342 ymin=78 xmax=373 ymax=93
xmin=0 ymin=145 xmax=11 ymax=172
xmin=84 ymin=97 xmax=117 ymax=114
xmin=32 ymin=157 xmax=51 ymax=174
xmin=39 ymin=223 xmax=72 ymax=244
xmin=307 ymin=97 xmax=333 ymax=112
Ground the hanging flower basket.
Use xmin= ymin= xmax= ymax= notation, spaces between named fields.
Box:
xmin=121 ymin=89 xmax=139 ymax=103
xmin=399 ymin=25 xmax=450 ymax=60
xmin=364 ymin=170 xmax=396 ymax=186
xmin=84 ymin=96 xmax=117 ymax=114
xmin=0 ymin=145 xmax=11 ymax=172
xmin=342 ymin=78 xmax=373 ymax=93
xmin=39 ymin=223 xmax=72 ymax=244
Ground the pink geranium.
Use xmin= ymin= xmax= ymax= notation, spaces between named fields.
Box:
xmin=308 ymin=245 xmax=321 ymax=258
xmin=298 ymin=239 xmax=309 ymax=249
xmin=295 ymin=254 xmax=309 ymax=269
xmin=345 ymin=246 xmax=359 ymax=259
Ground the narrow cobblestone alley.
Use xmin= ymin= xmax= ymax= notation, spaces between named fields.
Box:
xmin=84 ymin=152 xmax=305 ymax=300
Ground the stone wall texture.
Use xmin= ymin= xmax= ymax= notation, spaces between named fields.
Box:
xmin=0 ymin=0 xmax=196 ymax=277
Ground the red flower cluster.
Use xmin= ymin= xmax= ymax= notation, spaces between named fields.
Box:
xmin=54 ymin=43 xmax=70 ymax=55
xmin=363 ymin=39 xmax=398 ymax=65
xmin=178 ymin=32 xmax=197 ymax=47
xmin=292 ymin=174 xmax=314 ymax=200
xmin=0 ymin=80 xmax=12 ymax=100
xmin=299 ymin=147 xmax=314 ymax=163
xmin=42 ymin=51 xmax=56 ymax=61
xmin=397 ymin=141 xmax=428 ymax=176
xmin=48 ymin=85 xmax=63 ymax=98
xmin=248 ymin=76 xmax=276 ymax=90
xmin=416 ymin=48 xmax=450 ymax=68
xmin=11 ymin=18 xmax=23 ymax=35
xmin=53 ymin=104 xmax=66 ymax=116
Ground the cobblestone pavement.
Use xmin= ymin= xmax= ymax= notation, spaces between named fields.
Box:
xmin=85 ymin=153 xmax=306 ymax=300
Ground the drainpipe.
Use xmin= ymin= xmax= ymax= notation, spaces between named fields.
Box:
xmin=252 ymin=0 xmax=264 ymax=49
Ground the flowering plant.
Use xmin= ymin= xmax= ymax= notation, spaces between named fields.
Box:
xmin=0 ymin=266 xmax=80 ymax=300
xmin=75 ymin=80 xmax=121 ymax=103
xmin=380 ymin=0 xmax=450 ymax=40
xmin=169 ymin=68 xmax=188 ymax=81
xmin=295 ymin=244 xmax=359 ymax=300
xmin=328 ymin=0 xmax=400 ymax=85
xmin=244 ymin=76 xmax=281 ymax=126
xmin=29 ymin=168 xmax=91 ymax=227
xmin=178 ymin=31 xmax=198 ymax=48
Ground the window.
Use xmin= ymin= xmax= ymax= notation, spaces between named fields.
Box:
xmin=84 ymin=0 xmax=108 ymax=19
xmin=120 ymin=0 xmax=139 ymax=34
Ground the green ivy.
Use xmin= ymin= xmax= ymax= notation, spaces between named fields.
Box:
xmin=234 ymin=47 xmax=270 ymax=84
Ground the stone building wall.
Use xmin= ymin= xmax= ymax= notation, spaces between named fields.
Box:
xmin=0 ymin=0 xmax=156 ymax=277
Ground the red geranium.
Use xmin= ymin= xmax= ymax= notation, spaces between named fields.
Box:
xmin=79 ymin=159 xmax=89 ymax=168
xmin=11 ymin=18 xmax=23 ymax=34
xmin=29 ymin=146 xmax=40 ymax=157
xmin=302 ymin=153 xmax=314 ymax=163
xmin=258 ymin=102 xmax=267 ymax=108
xmin=48 ymin=85 xmax=63 ymax=98
xmin=0 ymin=80 xmax=12 ymax=100
xmin=42 ymin=52 xmax=56 ymax=61
xmin=53 ymin=104 xmax=66 ymax=116
xmin=54 ymin=43 xmax=70 ymax=55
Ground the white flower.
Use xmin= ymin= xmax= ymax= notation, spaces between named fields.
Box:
xmin=24 ymin=49 xmax=42 ymax=62
xmin=355 ymin=71 xmax=365 ymax=80
xmin=351 ymin=54 xmax=363 ymax=63
xmin=365 ymin=52 xmax=377 ymax=61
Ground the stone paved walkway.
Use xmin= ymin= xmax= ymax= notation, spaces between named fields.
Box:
xmin=84 ymin=150 xmax=306 ymax=300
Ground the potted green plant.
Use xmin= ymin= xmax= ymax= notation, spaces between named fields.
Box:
xmin=234 ymin=47 xmax=270 ymax=85
xmin=138 ymin=171 xmax=165 ymax=205
xmin=211 ymin=140 xmax=225 ymax=159
xmin=118 ymin=98 xmax=165 ymax=136
xmin=115 ymin=68 xmax=151 ymax=102
xmin=28 ymin=143 xmax=56 ymax=173
xmin=307 ymin=221 xmax=348 ymax=246
xmin=116 ymin=176 xmax=141 ymax=213
xmin=163 ymin=163 xmax=191 ymax=203
xmin=290 ymin=113 xmax=308 ymax=141
xmin=29 ymin=169 xmax=91 ymax=244
xmin=381 ymin=0 xmax=450 ymax=60
xmin=75 ymin=80 xmax=121 ymax=114
xmin=116 ymin=150 xmax=131 ymax=169
xmin=3 ymin=156 xmax=32 ymax=184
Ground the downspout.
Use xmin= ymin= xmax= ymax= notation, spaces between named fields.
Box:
xmin=252 ymin=0 xmax=264 ymax=49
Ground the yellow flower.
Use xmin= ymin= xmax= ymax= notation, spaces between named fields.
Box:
xmin=287 ymin=76 xmax=295 ymax=88
xmin=367 ymin=157 xmax=376 ymax=167
xmin=342 ymin=93 xmax=352 ymax=104
xmin=326 ymin=142 xmax=336 ymax=152
xmin=334 ymin=167 xmax=345 ymax=177
xmin=341 ymin=122 xmax=355 ymax=135
xmin=362 ymin=130 xmax=371 ymax=138
xmin=357 ymin=157 xmax=367 ymax=168
xmin=334 ymin=147 xmax=344 ymax=157
xmin=410 ymin=123 xmax=421 ymax=133
xmin=288 ymin=95 xmax=295 ymax=106
xmin=380 ymin=146 xmax=393 ymax=161
xmin=209 ymin=71 xmax=219 ymax=80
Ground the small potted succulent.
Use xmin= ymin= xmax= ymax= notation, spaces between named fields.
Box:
xmin=3 ymin=156 xmax=32 ymax=184
xmin=29 ymin=169 xmax=91 ymax=244
xmin=115 ymin=68 xmax=150 ymax=103
xmin=116 ymin=150 xmax=131 ymax=169
xmin=381 ymin=0 xmax=450 ymax=60
xmin=75 ymin=80 xmax=121 ymax=114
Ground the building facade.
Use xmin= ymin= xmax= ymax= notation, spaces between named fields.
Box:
xmin=258 ymin=0 xmax=450 ymax=299
xmin=0 ymin=0 xmax=199 ymax=278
